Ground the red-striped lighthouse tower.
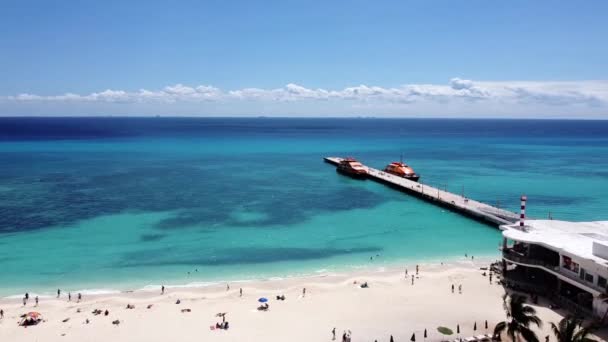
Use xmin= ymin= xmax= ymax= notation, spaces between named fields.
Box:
xmin=520 ymin=195 xmax=527 ymax=227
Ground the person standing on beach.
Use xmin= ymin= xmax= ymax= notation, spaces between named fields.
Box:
xmin=458 ymin=284 xmax=462 ymax=294
xmin=161 ymin=285 xmax=165 ymax=295
xmin=1 ymin=308 xmax=4 ymax=319
xmin=68 ymin=292 xmax=71 ymax=301
xmin=332 ymin=327 xmax=336 ymax=340
xmin=451 ymin=284 xmax=454 ymax=293
xmin=57 ymin=289 xmax=61 ymax=298
xmin=411 ymin=275 xmax=414 ymax=285
xmin=22 ymin=297 xmax=26 ymax=306
xmin=239 ymin=288 xmax=243 ymax=297
xmin=226 ymin=284 xmax=230 ymax=291
xmin=303 ymin=288 xmax=306 ymax=297
xmin=35 ymin=296 xmax=39 ymax=306
xmin=78 ymin=293 xmax=82 ymax=302
xmin=416 ymin=265 xmax=419 ymax=275
xmin=25 ymin=292 xmax=29 ymax=302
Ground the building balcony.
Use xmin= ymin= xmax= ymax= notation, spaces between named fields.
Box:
xmin=502 ymin=272 xmax=594 ymax=318
xmin=502 ymin=249 xmax=560 ymax=271
xmin=502 ymin=248 xmax=607 ymax=295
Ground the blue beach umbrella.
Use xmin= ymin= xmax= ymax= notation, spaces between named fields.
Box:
xmin=258 ymin=297 xmax=268 ymax=303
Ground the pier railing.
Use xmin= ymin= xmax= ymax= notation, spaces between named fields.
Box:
xmin=324 ymin=157 xmax=520 ymax=227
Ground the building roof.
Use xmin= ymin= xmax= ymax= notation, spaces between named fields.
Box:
xmin=500 ymin=220 xmax=608 ymax=265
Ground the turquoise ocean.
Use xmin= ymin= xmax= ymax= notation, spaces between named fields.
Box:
xmin=0 ymin=118 xmax=607 ymax=296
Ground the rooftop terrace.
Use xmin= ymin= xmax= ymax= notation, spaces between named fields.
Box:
xmin=501 ymin=220 xmax=608 ymax=266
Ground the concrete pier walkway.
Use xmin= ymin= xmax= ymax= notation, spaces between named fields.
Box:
xmin=324 ymin=157 xmax=520 ymax=227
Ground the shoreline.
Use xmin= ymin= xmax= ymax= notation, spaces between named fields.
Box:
xmin=0 ymin=252 xmax=500 ymax=300
xmin=0 ymin=257 xmax=576 ymax=342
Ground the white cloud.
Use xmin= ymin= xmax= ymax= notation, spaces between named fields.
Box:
xmin=3 ymin=78 xmax=608 ymax=117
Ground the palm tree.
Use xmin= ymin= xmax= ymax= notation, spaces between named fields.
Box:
xmin=550 ymin=316 xmax=597 ymax=342
xmin=494 ymin=294 xmax=542 ymax=342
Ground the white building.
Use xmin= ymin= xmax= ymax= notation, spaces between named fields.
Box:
xmin=500 ymin=219 xmax=608 ymax=319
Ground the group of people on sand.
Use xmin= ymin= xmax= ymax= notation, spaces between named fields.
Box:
xmin=92 ymin=309 xmax=110 ymax=316
xmin=24 ymin=289 xmax=82 ymax=306
xmin=213 ymin=312 xmax=229 ymax=330
xmin=331 ymin=328 xmax=352 ymax=342
xmin=451 ymin=283 xmax=463 ymax=294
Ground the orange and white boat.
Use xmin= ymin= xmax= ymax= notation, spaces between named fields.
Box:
xmin=384 ymin=160 xmax=419 ymax=181
xmin=336 ymin=157 xmax=368 ymax=179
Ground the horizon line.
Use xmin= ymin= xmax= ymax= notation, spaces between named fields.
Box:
xmin=1 ymin=115 xmax=608 ymax=121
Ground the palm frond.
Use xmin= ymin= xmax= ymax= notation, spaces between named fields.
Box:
xmin=494 ymin=321 xmax=507 ymax=337
xmin=551 ymin=322 xmax=563 ymax=342
xmin=519 ymin=325 xmax=540 ymax=342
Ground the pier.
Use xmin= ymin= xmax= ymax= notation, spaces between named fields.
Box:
xmin=324 ymin=157 xmax=520 ymax=227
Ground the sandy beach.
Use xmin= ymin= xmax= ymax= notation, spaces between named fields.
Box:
xmin=2 ymin=259 xmax=598 ymax=342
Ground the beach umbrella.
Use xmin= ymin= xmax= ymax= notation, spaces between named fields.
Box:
xmin=410 ymin=333 xmax=416 ymax=342
xmin=474 ymin=322 xmax=477 ymax=331
xmin=258 ymin=297 xmax=268 ymax=303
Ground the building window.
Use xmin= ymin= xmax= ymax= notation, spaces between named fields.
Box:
xmin=598 ymin=276 xmax=607 ymax=288
xmin=562 ymin=255 xmax=579 ymax=273
xmin=585 ymin=273 xmax=594 ymax=283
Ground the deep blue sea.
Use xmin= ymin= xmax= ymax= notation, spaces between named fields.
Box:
xmin=1 ymin=118 xmax=607 ymax=296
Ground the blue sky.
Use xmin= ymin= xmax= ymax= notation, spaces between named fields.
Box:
xmin=1 ymin=0 xmax=607 ymax=117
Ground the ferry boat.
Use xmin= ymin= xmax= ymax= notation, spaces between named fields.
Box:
xmin=384 ymin=160 xmax=419 ymax=181
xmin=336 ymin=158 xmax=368 ymax=179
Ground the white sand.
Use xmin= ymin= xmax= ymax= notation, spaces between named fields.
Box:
xmin=0 ymin=260 xmax=595 ymax=342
